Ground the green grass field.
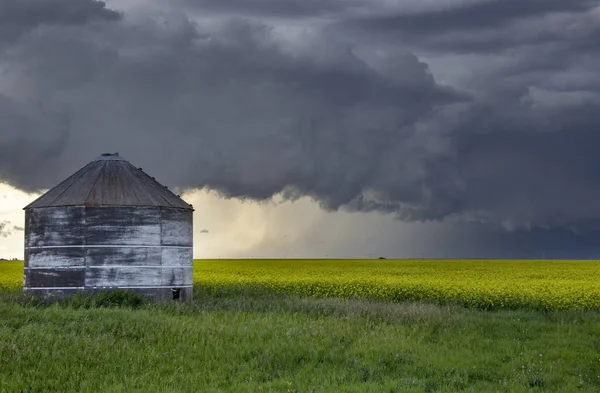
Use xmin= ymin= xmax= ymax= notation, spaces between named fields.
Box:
xmin=2 ymin=259 xmax=600 ymax=391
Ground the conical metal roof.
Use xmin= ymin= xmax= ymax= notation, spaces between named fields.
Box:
xmin=25 ymin=153 xmax=193 ymax=210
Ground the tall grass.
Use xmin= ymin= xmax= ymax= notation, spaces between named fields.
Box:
xmin=1 ymin=287 xmax=600 ymax=392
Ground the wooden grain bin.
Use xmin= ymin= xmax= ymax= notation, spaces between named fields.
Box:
xmin=23 ymin=153 xmax=194 ymax=301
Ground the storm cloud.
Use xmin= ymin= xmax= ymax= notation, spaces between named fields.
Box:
xmin=349 ymin=0 xmax=596 ymax=33
xmin=1 ymin=0 xmax=600 ymax=242
xmin=0 ymin=0 xmax=119 ymax=46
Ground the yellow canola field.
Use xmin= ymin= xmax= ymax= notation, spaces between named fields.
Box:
xmin=194 ymin=259 xmax=600 ymax=311
xmin=2 ymin=259 xmax=600 ymax=310
xmin=0 ymin=261 xmax=24 ymax=291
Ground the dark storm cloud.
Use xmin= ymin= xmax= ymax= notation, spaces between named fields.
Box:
xmin=0 ymin=0 xmax=117 ymax=190
xmin=339 ymin=0 xmax=600 ymax=54
xmin=452 ymin=100 xmax=600 ymax=230
xmin=182 ymin=0 xmax=359 ymax=18
xmin=0 ymin=11 xmax=465 ymax=195
xmin=183 ymin=0 xmax=599 ymax=54
xmin=424 ymin=224 xmax=600 ymax=260
xmin=410 ymin=21 xmax=600 ymax=55
xmin=0 ymin=0 xmax=119 ymax=45
xmin=1 ymin=0 xmax=600 ymax=239
xmin=351 ymin=0 xmax=596 ymax=34
xmin=0 ymin=95 xmax=70 ymax=190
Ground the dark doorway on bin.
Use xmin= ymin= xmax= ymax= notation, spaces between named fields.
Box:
xmin=171 ymin=288 xmax=181 ymax=300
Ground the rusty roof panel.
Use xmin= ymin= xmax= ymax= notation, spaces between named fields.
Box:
xmin=25 ymin=154 xmax=193 ymax=210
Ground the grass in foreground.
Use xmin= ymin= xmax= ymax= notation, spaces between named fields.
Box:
xmin=2 ymin=288 xmax=600 ymax=392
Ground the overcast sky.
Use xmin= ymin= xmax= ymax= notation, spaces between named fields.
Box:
xmin=1 ymin=0 xmax=600 ymax=259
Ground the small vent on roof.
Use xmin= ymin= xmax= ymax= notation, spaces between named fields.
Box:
xmin=101 ymin=152 xmax=119 ymax=157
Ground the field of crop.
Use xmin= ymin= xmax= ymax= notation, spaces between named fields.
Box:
xmin=194 ymin=259 xmax=600 ymax=310
xmin=0 ymin=261 xmax=22 ymax=291
xmin=4 ymin=259 xmax=600 ymax=310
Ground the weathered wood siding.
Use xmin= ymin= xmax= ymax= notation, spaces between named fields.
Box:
xmin=24 ymin=206 xmax=193 ymax=301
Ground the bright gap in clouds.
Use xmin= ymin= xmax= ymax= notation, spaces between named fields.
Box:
xmin=0 ymin=183 xmax=437 ymax=260
xmin=0 ymin=183 xmax=37 ymax=259
xmin=178 ymin=189 xmax=427 ymax=259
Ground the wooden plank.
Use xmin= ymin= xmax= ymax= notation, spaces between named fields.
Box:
xmin=85 ymin=247 xmax=162 ymax=267
xmin=85 ymin=267 xmax=189 ymax=287
xmin=25 ymin=207 xmax=85 ymax=248
xmin=27 ymin=247 xmax=85 ymax=268
xmin=83 ymin=287 xmax=192 ymax=301
xmin=161 ymin=209 xmax=193 ymax=246
xmin=24 ymin=288 xmax=84 ymax=300
xmin=26 ymin=268 xmax=85 ymax=288
xmin=182 ymin=266 xmax=193 ymax=286
xmin=161 ymin=247 xmax=193 ymax=266
xmin=84 ymin=207 xmax=161 ymax=246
